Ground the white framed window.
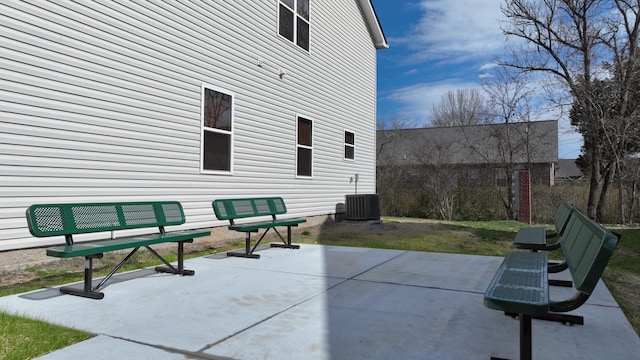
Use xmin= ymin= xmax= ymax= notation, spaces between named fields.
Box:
xmin=278 ymin=0 xmax=310 ymax=51
xmin=296 ymin=115 xmax=313 ymax=177
xmin=200 ymin=84 xmax=233 ymax=174
xmin=344 ymin=130 xmax=355 ymax=160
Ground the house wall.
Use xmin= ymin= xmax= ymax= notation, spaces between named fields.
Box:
xmin=531 ymin=163 xmax=555 ymax=186
xmin=0 ymin=1 xmax=379 ymax=250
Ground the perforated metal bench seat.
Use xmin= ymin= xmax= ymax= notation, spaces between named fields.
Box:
xmin=512 ymin=227 xmax=548 ymax=251
xmin=484 ymin=251 xmax=549 ymax=316
xmin=228 ymin=218 xmax=306 ymax=233
xmin=513 ymin=202 xmax=574 ymax=251
xmin=46 ymin=230 xmax=211 ymax=258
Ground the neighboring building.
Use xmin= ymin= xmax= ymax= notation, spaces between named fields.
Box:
xmin=377 ymin=120 xmax=559 ymax=187
xmin=0 ymin=1 xmax=387 ymax=250
xmin=556 ymin=159 xmax=584 ymax=182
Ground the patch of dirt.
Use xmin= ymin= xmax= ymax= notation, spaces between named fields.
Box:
xmin=306 ymin=219 xmax=447 ymax=240
xmin=0 ymin=219 xmax=444 ymax=288
xmin=0 ymin=233 xmax=236 ymax=288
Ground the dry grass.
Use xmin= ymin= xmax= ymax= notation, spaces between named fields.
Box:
xmin=604 ymin=271 xmax=640 ymax=333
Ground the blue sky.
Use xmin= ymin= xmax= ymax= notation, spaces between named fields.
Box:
xmin=371 ymin=0 xmax=583 ymax=159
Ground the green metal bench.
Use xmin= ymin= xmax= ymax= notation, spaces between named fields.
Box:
xmin=212 ymin=197 xmax=306 ymax=259
xmin=513 ymin=202 xmax=574 ymax=252
xmin=26 ymin=201 xmax=211 ymax=299
xmin=484 ymin=208 xmax=619 ymax=360
xmin=514 ymin=202 xmax=575 ymax=287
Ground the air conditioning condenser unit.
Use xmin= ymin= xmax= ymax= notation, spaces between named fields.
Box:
xmin=345 ymin=194 xmax=380 ymax=221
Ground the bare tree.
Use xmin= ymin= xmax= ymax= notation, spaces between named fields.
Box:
xmin=376 ymin=126 xmax=418 ymax=217
xmin=459 ymin=121 xmax=552 ymax=220
xmin=411 ymin=140 xmax=459 ymax=221
xmin=623 ymin=157 xmax=640 ymax=224
xmin=601 ymin=1 xmax=640 ymax=223
xmin=481 ymin=67 xmax=536 ymax=126
xmin=568 ymin=1 xmax=640 ymax=222
xmin=430 ymin=88 xmax=493 ymax=127
xmin=376 ymin=112 xmax=418 ymax=131
xmin=500 ymin=0 xmax=639 ymax=221
xmin=481 ymin=70 xmax=526 ymax=219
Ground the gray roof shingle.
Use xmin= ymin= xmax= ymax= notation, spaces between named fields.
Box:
xmin=377 ymin=120 xmax=558 ymax=166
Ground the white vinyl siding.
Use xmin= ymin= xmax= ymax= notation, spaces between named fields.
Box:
xmin=0 ymin=0 xmax=379 ymax=250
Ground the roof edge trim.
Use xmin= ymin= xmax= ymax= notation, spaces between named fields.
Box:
xmin=357 ymin=0 xmax=389 ymax=49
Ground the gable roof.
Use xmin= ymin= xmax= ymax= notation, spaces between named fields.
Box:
xmin=358 ymin=0 xmax=389 ymax=49
xmin=377 ymin=120 xmax=558 ymax=166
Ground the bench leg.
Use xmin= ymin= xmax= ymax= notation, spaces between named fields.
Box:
xmin=520 ymin=314 xmax=532 ymax=360
xmin=153 ymin=240 xmax=195 ymax=276
xmin=490 ymin=313 xmax=533 ymax=360
xmin=505 ymin=311 xmax=584 ymax=326
xmin=61 ymin=249 xmax=140 ymax=299
xmin=227 ymin=226 xmax=300 ymax=259
xmin=59 ymin=241 xmax=195 ymax=300
xmin=59 ymin=254 xmax=105 ymax=300
xmin=270 ymin=226 xmax=301 ymax=250
xmin=227 ymin=231 xmax=261 ymax=259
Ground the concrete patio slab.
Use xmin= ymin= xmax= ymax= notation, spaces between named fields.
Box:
xmin=0 ymin=244 xmax=638 ymax=359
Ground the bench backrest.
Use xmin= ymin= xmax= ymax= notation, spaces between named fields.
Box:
xmin=560 ymin=208 xmax=618 ymax=295
xmin=554 ymin=202 xmax=574 ymax=235
xmin=212 ymin=197 xmax=287 ymax=221
xmin=26 ymin=201 xmax=186 ymax=244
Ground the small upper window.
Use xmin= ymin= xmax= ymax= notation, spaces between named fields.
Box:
xmin=344 ymin=131 xmax=355 ymax=160
xmin=279 ymin=0 xmax=310 ymax=51
xmin=201 ymin=85 xmax=233 ymax=173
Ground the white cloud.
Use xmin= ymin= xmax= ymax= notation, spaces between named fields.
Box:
xmin=402 ymin=68 xmax=419 ymax=76
xmin=386 ymin=79 xmax=482 ymax=125
xmin=478 ymin=62 xmax=499 ymax=72
xmin=393 ymin=0 xmax=506 ymax=65
xmin=478 ymin=63 xmax=498 ymax=79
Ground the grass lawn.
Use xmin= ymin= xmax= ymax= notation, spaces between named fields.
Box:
xmin=0 ymin=312 xmax=91 ymax=360
xmin=1 ymin=218 xmax=638 ymax=359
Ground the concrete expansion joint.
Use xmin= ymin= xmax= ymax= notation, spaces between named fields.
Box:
xmin=111 ymin=335 xmax=225 ymax=360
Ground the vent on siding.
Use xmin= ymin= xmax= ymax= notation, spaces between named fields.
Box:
xmin=345 ymin=194 xmax=380 ymax=221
